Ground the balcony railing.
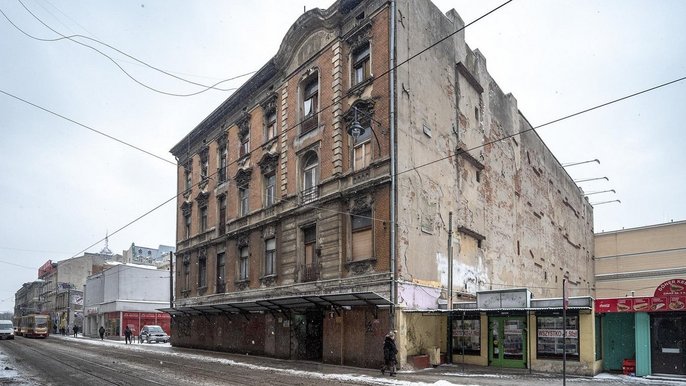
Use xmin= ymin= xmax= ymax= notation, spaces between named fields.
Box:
xmin=302 ymin=263 xmax=319 ymax=282
xmin=300 ymin=186 xmax=319 ymax=204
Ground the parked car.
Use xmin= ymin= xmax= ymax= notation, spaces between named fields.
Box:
xmin=0 ymin=320 xmax=15 ymax=340
xmin=139 ymin=325 xmax=169 ymax=343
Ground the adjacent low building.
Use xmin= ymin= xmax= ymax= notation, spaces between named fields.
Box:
xmin=83 ymin=263 xmax=171 ymax=339
xmin=595 ymin=220 xmax=686 ymax=377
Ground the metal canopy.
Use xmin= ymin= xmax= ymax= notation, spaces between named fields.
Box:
xmin=160 ymin=291 xmax=392 ymax=316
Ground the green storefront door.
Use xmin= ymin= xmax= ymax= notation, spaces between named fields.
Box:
xmin=489 ymin=316 xmax=527 ymax=368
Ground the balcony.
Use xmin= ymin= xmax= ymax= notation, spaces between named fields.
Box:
xmin=300 ymin=186 xmax=319 ymax=204
xmin=302 ymin=263 xmax=319 ymax=282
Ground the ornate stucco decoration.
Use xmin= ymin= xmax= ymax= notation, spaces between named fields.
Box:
xmin=262 ymin=225 xmax=276 ymax=239
xmin=181 ymin=201 xmax=192 ymax=217
xmin=236 ymin=233 xmax=249 ymax=248
xmin=349 ymin=194 xmax=373 ymax=213
xmin=182 ymin=254 xmax=190 ymax=266
xmin=195 ymin=191 xmax=209 ymax=208
xmin=198 ymin=247 xmax=207 ymax=261
xmin=234 ymin=167 xmax=253 ymax=187
xmin=259 ymin=92 xmax=278 ymax=117
xmin=236 ymin=112 xmax=251 ymax=141
xmin=258 ymin=152 xmax=279 ymax=175
xmin=344 ymin=21 xmax=372 ymax=49
xmin=217 ymin=132 xmax=228 ymax=147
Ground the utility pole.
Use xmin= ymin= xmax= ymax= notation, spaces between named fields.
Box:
xmin=447 ymin=211 xmax=453 ymax=363
xmin=169 ymin=251 xmax=174 ymax=308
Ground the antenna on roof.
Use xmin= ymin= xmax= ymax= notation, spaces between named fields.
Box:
xmin=100 ymin=231 xmax=113 ymax=255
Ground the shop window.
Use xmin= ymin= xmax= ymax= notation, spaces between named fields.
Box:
xmin=452 ymin=316 xmax=481 ymax=355
xmin=265 ymin=238 xmax=276 ymax=276
xmin=238 ymin=246 xmax=249 ymax=281
xmin=301 ymin=75 xmax=319 ymax=134
xmin=536 ymin=314 xmax=579 ymax=360
xmin=352 ymin=42 xmax=371 ymax=86
xmin=351 ymin=210 xmax=373 ymax=261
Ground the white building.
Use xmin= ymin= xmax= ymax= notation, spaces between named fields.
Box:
xmin=83 ymin=263 xmax=171 ymax=339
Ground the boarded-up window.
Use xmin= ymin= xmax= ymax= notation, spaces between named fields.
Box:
xmin=351 ymin=210 xmax=373 ymax=261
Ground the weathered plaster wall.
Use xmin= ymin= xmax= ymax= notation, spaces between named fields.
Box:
xmin=394 ymin=0 xmax=594 ymax=305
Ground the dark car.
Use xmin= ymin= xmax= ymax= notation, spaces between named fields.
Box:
xmin=139 ymin=325 xmax=170 ymax=344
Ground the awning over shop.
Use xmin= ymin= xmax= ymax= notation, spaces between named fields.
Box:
xmin=159 ymin=291 xmax=392 ymax=316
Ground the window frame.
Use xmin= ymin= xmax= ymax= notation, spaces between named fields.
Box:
xmin=184 ymin=214 xmax=191 ymax=239
xmin=351 ymin=210 xmax=373 ymax=261
xmin=239 ymin=185 xmax=249 ymax=216
xmin=302 ymin=152 xmax=319 ymax=203
xmin=238 ymin=246 xmax=249 ymax=281
xmin=536 ymin=313 xmax=580 ymax=360
xmin=218 ymin=143 xmax=228 ymax=183
xmin=301 ymin=75 xmax=319 ymax=134
xmin=218 ymin=195 xmax=226 ymax=235
xmin=198 ymin=256 xmax=207 ymax=289
xmin=265 ymin=111 xmax=277 ymax=141
xmin=264 ymin=238 xmax=276 ymax=276
xmin=351 ymin=42 xmax=371 ymax=86
xmin=199 ymin=206 xmax=208 ymax=232
xmin=451 ymin=315 xmax=481 ymax=355
xmin=216 ymin=252 xmax=225 ymax=285
xmin=265 ymin=174 xmax=276 ymax=207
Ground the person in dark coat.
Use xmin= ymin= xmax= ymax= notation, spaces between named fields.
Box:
xmin=72 ymin=325 xmax=78 ymax=337
xmin=381 ymin=331 xmax=398 ymax=376
xmin=124 ymin=326 xmax=132 ymax=344
xmin=98 ymin=326 xmax=105 ymax=340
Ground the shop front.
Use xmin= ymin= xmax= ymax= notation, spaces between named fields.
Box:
xmin=596 ymin=278 xmax=686 ymax=377
xmin=452 ymin=289 xmax=598 ymax=376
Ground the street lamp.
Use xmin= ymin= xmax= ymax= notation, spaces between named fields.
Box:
xmin=347 ymin=107 xmax=381 ymax=153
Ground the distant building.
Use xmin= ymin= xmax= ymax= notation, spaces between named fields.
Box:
xmin=123 ymin=243 xmax=175 ymax=266
xmin=83 ymin=263 xmax=171 ymax=339
xmin=595 ymin=220 xmax=686 ymax=377
xmin=165 ymin=0 xmax=593 ymax=374
xmin=14 ymin=280 xmax=44 ymax=316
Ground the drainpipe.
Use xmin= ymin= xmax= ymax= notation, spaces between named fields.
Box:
xmin=169 ymin=251 xmax=174 ymax=309
xmin=389 ymin=0 xmax=397 ymax=328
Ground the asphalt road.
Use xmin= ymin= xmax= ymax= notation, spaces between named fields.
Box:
xmin=1 ymin=335 xmax=682 ymax=386
xmin=0 ymin=336 xmax=362 ymax=386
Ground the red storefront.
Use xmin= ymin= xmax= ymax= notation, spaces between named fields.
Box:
xmin=105 ymin=311 xmax=171 ymax=338
xmin=596 ymin=278 xmax=686 ymax=377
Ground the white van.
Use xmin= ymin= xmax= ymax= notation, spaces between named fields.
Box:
xmin=0 ymin=320 xmax=14 ymax=340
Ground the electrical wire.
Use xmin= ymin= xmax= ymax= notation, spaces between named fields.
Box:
xmin=10 ymin=1 xmax=684 ymax=279
xmin=0 ymin=89 xmax=177 ymax=166
xmin=2 ymin=1 xmax=250 ymax=97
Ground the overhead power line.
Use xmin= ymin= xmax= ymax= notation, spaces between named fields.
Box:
xmin=50 ymin=3 xmax=684 ymax=263
xmin=0 ymin=89 xmax=176 ymax=166
xmin=3 ymin=1 xmax=254 ymax=97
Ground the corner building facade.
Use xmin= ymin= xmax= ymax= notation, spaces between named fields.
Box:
xmin=167 ymin=0 xmax=594 ymax=372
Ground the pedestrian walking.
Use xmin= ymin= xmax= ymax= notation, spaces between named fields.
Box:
xmin=99 ymin=325 xmax=105 ymax=340
xmin=124 ymin=326 xmax=132 ymax=344
xmin=381 ymin=331 xmax=398 ymax=376
xmin=72 ymin=325 xmax=78 ymax=337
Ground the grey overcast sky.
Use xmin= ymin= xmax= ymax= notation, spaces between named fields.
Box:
xmin=1 ymin=0 xmax=685 ymax=311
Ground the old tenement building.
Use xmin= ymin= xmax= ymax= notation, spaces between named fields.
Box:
xmin=166 ymin=0 xmax=595 ymax=371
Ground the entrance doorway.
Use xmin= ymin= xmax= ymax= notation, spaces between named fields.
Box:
xmin=651 ymin=313 xmax=686 ymax=375
xmin=488 ymin=316 xmax=527 ymax=368
xmin=292 ymin=309 xmax=323 ymax=361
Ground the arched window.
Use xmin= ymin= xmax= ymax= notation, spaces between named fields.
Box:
xmin=301 ymin=152 xmax=319 ymax=203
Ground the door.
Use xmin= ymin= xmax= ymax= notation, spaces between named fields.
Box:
xmin=488 ymin=316 xmax=527 ymax=368
xmin=291 ymin=310 xmax=323 ymax=361
xmin=651 ymin=314 xmax=686 ymax=375
xmin=602 ymin=313 xmax=636 ymax=371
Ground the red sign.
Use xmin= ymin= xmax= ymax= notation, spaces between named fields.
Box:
xmin=654 ymin=279 xmax=686 ymax=297
xmin=596 ymin=296 xmax=686 ymax=313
